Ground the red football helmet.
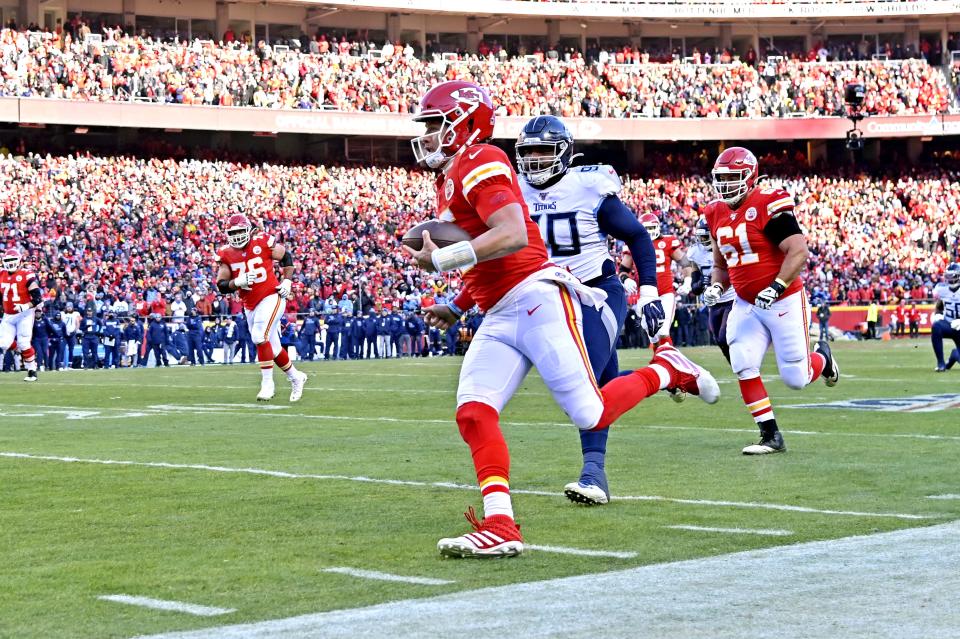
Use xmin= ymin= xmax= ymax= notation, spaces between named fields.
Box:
xmin=638 ymin=212 xmax=662 ymax=241
xmin=2 ymin=247 xmax=21 ymax=272
xmin=225 ymin=214 xmax=253 ymax=249
xmin=712 ymin=146 xmax=759 ymax=205
xmin=411 ymin=80 xmax=496 ymax=169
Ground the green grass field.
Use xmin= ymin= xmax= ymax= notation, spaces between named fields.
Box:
xmin=1 ymin=340 xmax=958 ymax=638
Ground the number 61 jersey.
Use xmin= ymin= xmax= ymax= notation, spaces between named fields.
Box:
xmin=702 ymin=187 xmax=803 ymax=303
xmin=216 ymin=233 xmax=280 ymax=310
xmin=518 ymin=165 xmax=622 ymax=282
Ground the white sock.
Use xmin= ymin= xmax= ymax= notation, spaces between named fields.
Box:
xmin=482 ymin=491 xmax=514 ymax=520
xmin=285 ymin=365 xmax=299 ymax=381
xmin=649 ymin=363 xmax=672 ymax=390
xmin=260 ymin=367 xmax=273 ymax=382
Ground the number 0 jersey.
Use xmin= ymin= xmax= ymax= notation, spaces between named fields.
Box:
xmin=702 ymin=187 xmax=804 ymax=304
xmin=518 ymin=165 xmax=621 ymax=283
xmin=216 ymin=233 xmax=280 ymax=311
xmin=687 ymin=243 xmax=736 ymax=304
xmin=933 ymin=283 xmax=960 ymax=321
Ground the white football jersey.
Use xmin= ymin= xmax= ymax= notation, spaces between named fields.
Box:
xmin=933 ymin=283 xmax=960 ymax=321
xmin=519 ymin=165 xmax=621 ymax=282
xmin=687 ymin=242 xmax=736 ymax=303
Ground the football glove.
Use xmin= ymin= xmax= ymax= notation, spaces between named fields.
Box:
xmin=232 ymin=271 xmax=256 ymax=290
xmin=277 ymin=278 xmax=293 ymax=299
xmin=702 ymin=283 xmax=725 ymax=306
xmin=676 ymin=276 xmax=692 ymax=297
xmin=637 ymin=285 xmax=665 ymax=337
xmin=951 ymin=318 xmax=960 ymax=331
xmin=755 ymin=279 xmax=787 ymax=310
xmin=621 ymin=277 xmax=638 ymax=295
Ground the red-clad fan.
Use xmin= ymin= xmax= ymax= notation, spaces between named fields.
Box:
xmin=702 ymin=146 xmax=840 ymax=455
xmin=215 ymin=214 xmax=307 ymax=402
xmin=402 ymin=80 xmax=719 ymax=560
xmin=621 ymin=212 xmax=695 ymax=346
xmin=0 ymin=248 xmax=43 ymax=381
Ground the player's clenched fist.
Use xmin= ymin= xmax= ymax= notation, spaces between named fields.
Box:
xmin=424 ymin=304 xmax=458 ymax=329
xmin=233 ymin=271 xmax=256 ymax=290
xmin=276 ymin=278 xmax=293 ymax=299
xmin=702 ymin=283 xmax=725 ymax=306
xmin=754 ymin=279 xmax=787 ymax=310
xmin=402 ymin=230 xmax=440 ymax=273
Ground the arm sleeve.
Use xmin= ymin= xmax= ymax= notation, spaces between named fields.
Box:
xmin=452 ymin=287 xmax=475 ymax=313
xmin=596 ymin=195 xmax=657 ymax=288
xmin=763 ymin=212 xmax=803 ymax=246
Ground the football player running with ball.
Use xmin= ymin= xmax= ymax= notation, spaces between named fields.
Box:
xmin=701 ymin=147 xmax=839 ymax=455
xmin=931 ymin=262 xmax=960 ymax=372
xmin=514 ymin=115 xmax=667 ymax=506
xmin=404 ymin=80 xmax=719 ymax=559
xmin=215 ymin=214 xmax=307 ymax=402
xmin=0 ymin=248 xmax=43 ymax=381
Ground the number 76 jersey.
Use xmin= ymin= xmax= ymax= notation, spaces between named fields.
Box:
xmin=216 ymin=233 xmax=280 ymax=311
xmin=702 ymin=187 xmax=803 ymax=303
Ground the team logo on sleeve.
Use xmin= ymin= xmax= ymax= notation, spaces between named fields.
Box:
xmin=745 ymin=207 xmax=758 ymax=221
xmin=444 ymin=178 xmax=455 ymax=200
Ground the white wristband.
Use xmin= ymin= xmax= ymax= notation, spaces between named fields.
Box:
xmin=431 ymin=241 xmax=477 ymax=272
xmin=638 ymin=285 xmax=659 ymax=305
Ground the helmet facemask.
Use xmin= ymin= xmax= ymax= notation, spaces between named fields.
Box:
xmin=516 ymin=140 xmax=569 ymax=186
xmin=2 ymin=252 xmax=20 ymax=272
xmin=412 ymin=101 xmax=481 ymax=170
xmin=712 ymin=166 xmax=752 ymax=206
xmin=695 ymin=228 xmax=712 ymax=247
xmin=947 ymin=264 xmax=960 ymax=288
xmin=226 ymin=222 xmax=252 ymax=249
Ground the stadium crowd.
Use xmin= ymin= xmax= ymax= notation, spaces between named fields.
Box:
xmin=0 ymin=27 xmax=953 ymax=117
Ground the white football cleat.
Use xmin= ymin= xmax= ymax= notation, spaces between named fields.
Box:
xmin=289 ymin=370 xmax=307 ymax=402
xmin=23 ymin=370 xmax=38 ymax=382
xmin=564 ymin=481 xmax=609 ymax=506
xmin=651 ymin=345 xmax=721 ymax=404
xmin=256 ymin=378 xmax=275 ymax=402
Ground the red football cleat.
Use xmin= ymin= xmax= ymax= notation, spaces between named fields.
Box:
xmin=651 ymin=344 xmax=721 ymax=404
xmin=438 ymin=506 xmax=523 ymax=558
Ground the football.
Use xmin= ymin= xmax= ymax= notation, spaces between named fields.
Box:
xmin=401 ymin=219 xmax=472 ymax=251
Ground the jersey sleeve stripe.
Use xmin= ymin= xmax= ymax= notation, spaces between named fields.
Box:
xmin=767 ymin=197 xmax=795 ymax=213
xmin=462 ymin=162 xmax=513 ymax=196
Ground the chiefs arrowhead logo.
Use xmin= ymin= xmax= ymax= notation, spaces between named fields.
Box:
xmin=252 ymin=245 xmax=262 ymax=255
xmin=15 ymin=275 xmax=22 ymax=282
xmin=745 ymin=207 xmax=758 ymax=222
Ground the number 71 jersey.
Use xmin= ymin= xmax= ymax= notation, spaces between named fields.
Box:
xmin=216 ymin=233 xmax=280 ymax=310
xmin=702 ymin=187 xmax=803 ymax=303
xmin=518 ymin=164 xmax=622 ymax=282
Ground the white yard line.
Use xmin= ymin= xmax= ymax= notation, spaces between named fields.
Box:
xmin=321 ymin=567 xmax=453 ymax=586
xmin=97 ymin=595 xmax=234 ymax=617
xmin=526 ymin=544 xmax=637 ymax=559
xmin=1 ymin=402 xmax=957 ymax=444
xmin=927 ymin=494 xmax=960 ymax=500
xmin=664 ymin=525 xmax=793 ymax=536
xmin=0 ymin=452 xmax=937 ymax=520
xmin=137 ymin=520 xmax=960 ymax=639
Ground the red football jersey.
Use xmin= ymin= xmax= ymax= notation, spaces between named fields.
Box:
xmin=434 ymin=143 xmax=547 ymax=311
xmin=703 ymin=187 xmax=803 ymax=303
xmin=0 ymin=269 xmax=37 ymax=315
xmin=623 ymin=235 xmax=681 ymax=295
xmin=216 ymin=233 xmax=281 ymax=311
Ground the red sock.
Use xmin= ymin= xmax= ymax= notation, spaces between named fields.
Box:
xmin=274 ymin=348 xmax=291 ymax=371
xmin=657 ymin=336 xmax=673 ymax=346
xmin=256 ymin=343 xmax=274 ymax=368
xmin=21 ymin=347 xmax=35 ymax=362
xmin=809 ymin=352 xmax=826 ymax=382
xmin=594 ymin=367 xmax=662 ymax=429
xmin=738 ymin=376 xmax=775 ymax=425
xmin=456 ymin=402 xmax=509 ymax=488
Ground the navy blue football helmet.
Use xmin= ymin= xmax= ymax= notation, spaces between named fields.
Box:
xmin=694 ymin=217 xmax=712 ymax=247
xmin=516 ymin=115 xmax=575 ymax=186
xmin=946 ymin=262 xmax=960 ymax=287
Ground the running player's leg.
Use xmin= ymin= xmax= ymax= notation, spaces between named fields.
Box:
xmin=15 ymin=310 xmax=37 ymax=378
xmin=439 ymin=311 xmax=531 ymax=558
xmin=727 ymin=298 xmax=782 ymax=454
xmin=569 ymin=278 xmax=626 ymax=504
xmin=709 ymin=300 xmax=733 ymax=363
xmin=765 ymin=291 xmax=828 ymax=390
xmin=247 ymin=297 xmax=282 ymax=400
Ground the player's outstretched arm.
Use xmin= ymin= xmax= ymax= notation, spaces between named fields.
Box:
xmin=596 ymin=195 xmax=657 ymax=290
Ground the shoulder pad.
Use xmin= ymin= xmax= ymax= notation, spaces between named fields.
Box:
xmin=572 ymin=164 xmax=622 ymax=197
xmin=755 ymin=188 xmax=795 ymax=217
xmin=459 ymin=144 xmax=514 ymax=196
